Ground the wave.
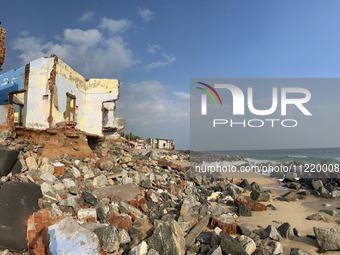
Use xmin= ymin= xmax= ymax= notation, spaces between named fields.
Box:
xmin=245 ymin=158 xmax=280 ymax=164
xmin=288 ymin=155 xmax=308 ymax=158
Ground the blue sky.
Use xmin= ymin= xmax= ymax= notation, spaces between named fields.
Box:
xmin=1 ymin=0 xmax=340 ymax=149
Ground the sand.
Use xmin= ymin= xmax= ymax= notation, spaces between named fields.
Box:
xmin=230 ymin=176 xmax=340 ymax=254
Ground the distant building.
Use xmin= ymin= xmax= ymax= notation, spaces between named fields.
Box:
xmin=150 ymin=138 xmax=175 ymax=150
xmin=0 ymin=55 xmax=125 ymax=140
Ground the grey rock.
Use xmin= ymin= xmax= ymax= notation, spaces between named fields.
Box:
xmin=251 ymin=182 xmax=262 ymax=191
xmin=314 ymin=227 xmax=340 ymax=252
xmin=250 ymin=190 xmax=270 ymax=202
xmin=184 ymin=215 xmax=211 ymax=249
xmin=147 ymin=248 xmax=160 ymax=255
xmin=238 ymin=203 xmax=251 ymax=217
xmin=219 ymin=231 xmax=248 ymax=255
xmin=277 ymin=222 xmax=294 ymax=240
xmin=207 ymin=245 xmax=222 ymax=255
xmin=81 ymin=191 xmax=98 ymax=206
xmin=235 ymin=235 xmax=256 ymax=255
xmin=40 ymin=172 xmax=58 ymax=184
xmin=209 ymin=204 xmax=227 ymax=214
xmin=196 ymin=232 xmax=212 ymax=244
xmin=293 ymin=227 xmax=301 ymax=237
xmin=319 ymin=209 xmax=337 ymax=216
xmin=94 ymin=226 xmax=120 ymax=253
xmin=118 ymin=229 xmax=131 ymax=244
xmin=147 ymin=220 xmax=185 ymax=255
xmin=237 ymin=225 xmax=251 ymax=237
xmin=265 ymin=225 xmax=282 ymax=241
xmin=59 ymin=195 xmax=77 ymax=210
xmin=312 ymin=180 xmax=323 ymax=191
xmin=306 ymin=213 xmax=329 ymax=222
xmin=269 ymin=241 xmax=283 ymax=255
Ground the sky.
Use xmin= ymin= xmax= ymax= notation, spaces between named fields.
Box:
xmin=1 ymin=0 xmax=340 ymax=150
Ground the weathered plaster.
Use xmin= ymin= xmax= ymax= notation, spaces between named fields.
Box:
xmin=25 ymin=58 xmax=53 ymax=129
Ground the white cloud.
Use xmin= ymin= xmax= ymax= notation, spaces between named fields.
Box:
xmin=138 ymin=8 xmax=154 ymax=22
xmin=116 ymin=80 xmax=189 ymax=126
xmin=146 ymin=53 xmax=176 ymax=70
xmin=20 ymin=31 xmax=29 ymax=37
xmin=79 ymin=11 xmax=95 ymax=21
xmin=12 ymin=26 xmax=139 ymax=78
xmin=146 ymin=43 xmax=160 ymax=54
xmin=64 ymin=29 xmax=102 ymax=49
xmin=172 ymin=91 xmax=190 ymax=100
xmin=98 ymin=17 xmax=132 ymax=34
xmin=115 ymin=80 xmax=189 ymax=149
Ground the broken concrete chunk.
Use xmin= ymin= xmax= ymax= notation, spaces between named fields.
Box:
xmin=78 ymin=208 xmax=97 ymax=221
xmin=25 ymin=157 xmax=38 ymax=171
xmin=40 ymin=172 xmax=58 ymax=183
xmin=47 ymin=217 xmax=100 ymax=255
xmin=62 ymin=178 xmax=76 ymax=188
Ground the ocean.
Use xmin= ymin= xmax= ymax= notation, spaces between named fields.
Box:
xmin=209 ymin=147 xmax=340 ymax=165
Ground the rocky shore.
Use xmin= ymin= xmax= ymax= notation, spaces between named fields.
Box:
xmin=0 ymin=139 xmax=340 ymax=255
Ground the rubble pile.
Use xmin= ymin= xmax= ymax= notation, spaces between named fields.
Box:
xmin=0 ymin=137 xmax=339 ymax=254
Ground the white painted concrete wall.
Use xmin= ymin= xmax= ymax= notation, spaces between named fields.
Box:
xmin=25 ymin=58 xmax=53 ymax=129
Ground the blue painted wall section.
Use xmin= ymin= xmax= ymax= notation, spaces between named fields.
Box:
xmin=0 ymin=67 xmax=25 ymax=105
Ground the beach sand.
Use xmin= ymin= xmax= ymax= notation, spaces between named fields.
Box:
xmin=173 ymin=159 xmax=340 ymax=253
xmin=231 ymin=176 xmax=340 ymax=254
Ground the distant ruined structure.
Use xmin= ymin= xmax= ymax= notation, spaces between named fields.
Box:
xmin=0 ymin=25 xmax=6 ymax=71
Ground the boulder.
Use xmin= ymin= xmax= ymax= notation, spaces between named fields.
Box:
xmin=314 ymin=227 xmax=340 ymax=252
xmin=277 ymin=222 xmax=294 ymax=240
xmin=265 ymin=225 xmax=282 ymax=241
xmin=312 ymin=180 xmax=323 ymax=191
xmin=0 ymin=145 xmax=19 ymax=176
xmin=147 ymin=220 xmax=185 ymax=255
xmin=282 ymin=191 xmax=296 ymax=202
xmin=269 ymin=241 xmax=283 ymax=255
xmin=184 ymin=214 xmax=211 ymax=249
xmin=238 ymin=203 xmax=251 ymax=217
xmin=94 ymin=226 xmax=120 ymax=253
xmin=0 ymin=182 xmax=42 ymax=252
xmin=235 ymin=235 xmax=256 ymax=255
xmin=306 ymin=213 xmax=329 ymax=222
xmin=219 ymin=231 xmax=248 ymax=255
xmin=250 ymin=190 xmax=270 ymax=202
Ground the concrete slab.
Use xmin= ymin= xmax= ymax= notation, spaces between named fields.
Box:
xmin=92 ymin=183 xmax=141 ymax=202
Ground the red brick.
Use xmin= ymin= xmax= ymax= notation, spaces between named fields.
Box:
xmin=210 ymin=216 xmax=237 ymax=235
xmin=234 ymin=196 xmax=267 ymax=211
xmin=87 ymin=217 xmax=96 ymax=223
xmin=35 ymin=223 xmax=46 ymax=233
xmin=54 ymin=165 xmax=65 ymax=177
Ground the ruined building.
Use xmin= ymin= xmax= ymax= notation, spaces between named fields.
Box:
xmin=0 ymin=25 xmax=6 ymax=71
xmin=150 ymin=138 xmax=175 ymax=150
xmin=0 ymin=54 xmax=125 ymax=140
xmin=0 ymin=25 xmax=125 ymax=158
